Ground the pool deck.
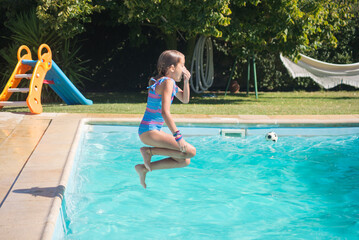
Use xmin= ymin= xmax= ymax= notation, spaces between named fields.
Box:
xmin=1 ymin=112 xmax=359 ymax=240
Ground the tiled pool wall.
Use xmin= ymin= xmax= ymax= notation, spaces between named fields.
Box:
xmin=51 ymin=122 xmax=87 ymax=240
xmin=87 ymin=122 xmax=359 ymax=137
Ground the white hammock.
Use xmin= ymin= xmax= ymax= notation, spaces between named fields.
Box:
xmin=280 ymin=54 xmax=359 ymax=89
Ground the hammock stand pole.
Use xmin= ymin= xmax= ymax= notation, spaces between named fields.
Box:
xmin=247 ymin=55 xmax=259 ymax=99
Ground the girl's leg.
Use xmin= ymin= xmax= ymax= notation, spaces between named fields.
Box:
xmin=135 ymin=157 xmax=190 ymax=188
xmin=136 ymin=130 xmax=196 ymax=188
xmin=140 ymin=130 xmax=196 ymax=171
xmin=140 ymin=130 xmax=196 ymax=170
xmin=140 ymin=146 xmax=193 ymax=171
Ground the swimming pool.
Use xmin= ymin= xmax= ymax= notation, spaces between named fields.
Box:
xmin=53 ymin=123 xmax=359 ymax=239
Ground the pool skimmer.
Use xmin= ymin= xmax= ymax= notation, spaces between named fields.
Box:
xmin=220 ymin=129 xmax=247 ymax=138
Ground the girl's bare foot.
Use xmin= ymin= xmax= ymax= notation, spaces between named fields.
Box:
xmin=140 ymin=147 xmax=152 ymax=171
xmin=135 ymin=164 xmax=148 ymax=189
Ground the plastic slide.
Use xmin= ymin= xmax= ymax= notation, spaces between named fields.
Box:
xmin=0 ymin=44 xmax=92 ymax=114
xmin=45 ymin=61 xmax=93 ymax=105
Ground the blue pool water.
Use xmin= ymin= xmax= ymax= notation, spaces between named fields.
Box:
xmin=58 ymin=125 xmax=359 ymax=239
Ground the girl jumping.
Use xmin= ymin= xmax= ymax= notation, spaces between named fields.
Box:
xmin=136 ymin=50 xmax=196 ymax=188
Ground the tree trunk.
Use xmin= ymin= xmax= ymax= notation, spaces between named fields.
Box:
xmin=164 ymin=32 xmax=177 ymax=50
xmin=184 ymin=36 xmax=197 ymax=68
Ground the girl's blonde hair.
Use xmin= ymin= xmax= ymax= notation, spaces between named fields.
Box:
xmin=149 ymin=50 xmax=184 ymax=86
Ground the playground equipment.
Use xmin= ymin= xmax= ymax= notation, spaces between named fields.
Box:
xmin=0 ymin=44 xmax=92 ymax=114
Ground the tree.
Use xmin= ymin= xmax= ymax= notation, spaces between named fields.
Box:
xmin=223 ymin=0 xmax=357 ymax=60
xmin=114 ymin=1 xmax=231 ymax=49
xmin=36 ymin=0 xmax=103 ymax=39
xmin=0 ymin=6 xmax=91 ymax=98
xmin=34 ymin=0 xmax=232 ymax=68
xmin=109 ymin=0 xmax=232 ymax=70
xmin=3 ymin=0 xmax=356 ymax=92
xmin=309 ymin=1 xmax=359 ymax=64
xmin=34 ymin=0 xmax=357 ymax=61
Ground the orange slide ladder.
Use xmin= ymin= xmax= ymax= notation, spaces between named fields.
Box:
xmin=0 ymin=44 xmax=52 ymax=114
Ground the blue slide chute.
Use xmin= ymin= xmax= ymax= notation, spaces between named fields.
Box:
xmin=45 ymin=61 xmax=93 ymax=105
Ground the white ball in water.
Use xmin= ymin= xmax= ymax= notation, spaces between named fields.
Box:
xmin=265 ymin=132 xmax=278 ymax=142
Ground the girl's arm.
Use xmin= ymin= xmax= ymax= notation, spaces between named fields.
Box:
xmin=175 ymin=67 xmax=191 ymax=103
xmin=161 ymin=79 xmax=178 ymax=133
xmin=161 ymin=79 xmax=187 ymax=152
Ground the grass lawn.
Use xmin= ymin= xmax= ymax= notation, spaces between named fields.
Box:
xmin=1 ymin=91 xmax=359 ymax=115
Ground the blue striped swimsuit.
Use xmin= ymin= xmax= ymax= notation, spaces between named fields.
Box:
xmin=138 ymin=77 xmax=179 ymax=135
